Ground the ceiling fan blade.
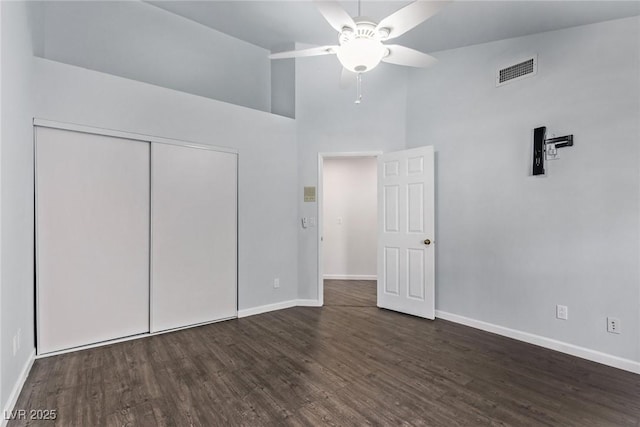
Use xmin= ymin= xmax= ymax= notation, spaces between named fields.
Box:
xmin=269 ymin=46 xmax=338 ymax=59
xmin=382 ymin=45 xmax=438 ymax=68
xmin=313 ymin=0 xmax=356 ymax=33
xmin=340 ymin=68 xmax=356 ymax=89
xmin=377 ymin=0 xmax=449 ymax=40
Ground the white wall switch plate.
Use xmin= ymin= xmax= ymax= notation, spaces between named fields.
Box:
xmin=273 ymin=278 xmax=280 ymax=289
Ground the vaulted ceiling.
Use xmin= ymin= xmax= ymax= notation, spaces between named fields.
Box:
xmin=149 ymin=1 xmax=640 ymax=53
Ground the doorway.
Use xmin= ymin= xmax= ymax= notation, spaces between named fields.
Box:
xmin=318 ymin=152 xmax=381 ymax=306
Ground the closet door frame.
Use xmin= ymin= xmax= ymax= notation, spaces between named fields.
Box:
xmin=34 ymin=118 xmax=239 ymax=356
xmin=33 ymin=119 xmax=238 ymax=155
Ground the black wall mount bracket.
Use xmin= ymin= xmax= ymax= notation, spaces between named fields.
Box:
xmin=532 ymin=126 xmax=574 ymax=176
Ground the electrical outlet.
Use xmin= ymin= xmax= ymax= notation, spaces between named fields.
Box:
xmin=556 ymin=305 xmax=568 ymax=320
xmin=607 ymin=317 xmax=621 ymax=334
xmin=273 ymin=278 xmax=280 ymax=289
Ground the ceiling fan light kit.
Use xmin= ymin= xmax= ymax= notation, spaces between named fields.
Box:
xmin=269 ymin=0 xmax=449 ymax=102
xmin=336 ymin=34 xmax=388 ymax=73
xmin=336 ymin=19 xmax=389 ymax=73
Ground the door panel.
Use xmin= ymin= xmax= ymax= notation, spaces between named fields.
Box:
xmin=151 ymin=143 xmax=237 ymax=332
xmin=36 ymin=127 xmax=150 ymax=354
xmin=384 ymin=247 xmax=400 ymax=295
xmin=408 ymin=183 xmax=424 ymax=233
xmin=384 ymin=185 xmax=399 ymax=232
xmin=377 ymin=146 xmax=435 ymax=319
xmin=407 ymin=248 xmax=426 ymax=300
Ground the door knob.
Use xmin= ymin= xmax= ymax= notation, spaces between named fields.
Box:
xmin=423 ymin=239 xmax=431 ymax=245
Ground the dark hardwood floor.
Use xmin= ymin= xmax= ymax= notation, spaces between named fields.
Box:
xmin=9 ymin=280 xmax=640 ymax=426
xmin=323 ymin=279 xmax=376 ymax=308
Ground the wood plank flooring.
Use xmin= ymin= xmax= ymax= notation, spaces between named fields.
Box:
xmin=9 ymin=280 xmax=640 ymax=426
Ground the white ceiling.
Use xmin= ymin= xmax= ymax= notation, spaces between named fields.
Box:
xmin=148 ymin=1 xmax=640 ymax=53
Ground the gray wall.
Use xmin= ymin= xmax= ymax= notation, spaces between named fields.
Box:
xmin=295 ymin=54 xmax=409 ymax=300
xmin=406 ymin=17 xmax=640 ymax=362
xmin=0 ymin=0 xmax=37 ymax=412
xmin=37 ymin=1 xmax=272 ymax=113
xmin=33 ymin=57 xmax=298 ymax=313
xmin=270 ymin=44 xmax=295 ymax=119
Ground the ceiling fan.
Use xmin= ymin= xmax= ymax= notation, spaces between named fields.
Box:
xmin=269 ymin=0 xmax=449 ymax=93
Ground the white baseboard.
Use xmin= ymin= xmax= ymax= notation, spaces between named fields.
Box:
xmin=238 ymin=300 xmax=298 ymax=318
xmin=435 ymin=310 xmax=640 ymax=375
xmin=2 ymin=349 xmax=36 ymax=427
xmin=238 ymin=299 xmax=322 ymax=318
xmin=323 ymin=274 xmax=377 ymax=281
xmin=296 ymin=299 xmax=322 ymax=307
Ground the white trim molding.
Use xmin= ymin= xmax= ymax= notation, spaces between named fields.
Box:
xmin=317 ymin=151 xmax=383 ymax=308
xmin=436 ymin=310 xmax=640 ymax=375
xmin=238 ymin=299 xmax=322 ymax=318
xmin=296 ymin=299 xmax=322 ymax=307
xmin=323 ymin=274 xmax=377 ymax=281
xmin=238 ymin=300 xmax=298 ymax=318
xmin=2 ymin=350 xmax=36 ymax=427
xmin=33 ymin=118 xmax=238 ymax=154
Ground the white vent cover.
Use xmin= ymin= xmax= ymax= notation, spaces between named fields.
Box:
xmin=496 ymin=55 xmax=537 ymax=87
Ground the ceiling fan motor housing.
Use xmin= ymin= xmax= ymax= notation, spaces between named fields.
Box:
xmin=337 ymin=18 xmax=389 ymax=73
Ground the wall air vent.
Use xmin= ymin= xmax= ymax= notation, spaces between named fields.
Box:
xmin=496 ymin=55 xmax=537 ymax=87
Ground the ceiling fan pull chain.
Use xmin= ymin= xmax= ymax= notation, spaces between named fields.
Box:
xmin=355 ymin=73 xmax=363 ymax=104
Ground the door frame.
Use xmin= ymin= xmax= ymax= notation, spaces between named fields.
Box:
xmin=317 ymin=151 xmax=383 ymax=305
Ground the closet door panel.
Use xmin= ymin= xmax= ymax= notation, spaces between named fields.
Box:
xmin=36 ymin=127 xmax=150 ymax=354
xmin=151 ymin=143 xmax=237 ymax=332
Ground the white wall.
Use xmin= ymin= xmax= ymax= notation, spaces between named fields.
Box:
xmin=323 ymin=157 xmax=377 ymax=279
xmin=296 ymin=55 xmax=409 ymax=300
xmin=0 ymin=0 xmax=36 ymax=413
xmin=37 ymin=1 xmax=271 ymax=113
xmin=32 ymin=57 xmax=298 ymax=313
xmin=406 ymin=17 xmax=640 ymax=363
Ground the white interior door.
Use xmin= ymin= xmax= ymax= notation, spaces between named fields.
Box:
xmin=36 ymin=127 xmax=150 ymax=354
xmin=377 ymin=146 xmax=435 ymax=319
xmin=151 ymin=143 xmax=237 ymax=332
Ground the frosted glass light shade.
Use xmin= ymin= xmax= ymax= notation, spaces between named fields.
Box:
xmin=336 ymin=38 xmax=387 ymax=73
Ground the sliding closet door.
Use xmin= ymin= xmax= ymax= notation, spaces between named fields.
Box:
xmin=36 ymin=127 xmax=150 ymax=354
xmin=151 ymin=143 xmax=237 ymax=332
